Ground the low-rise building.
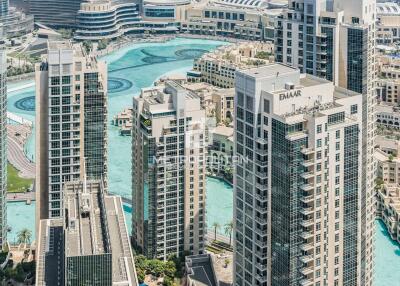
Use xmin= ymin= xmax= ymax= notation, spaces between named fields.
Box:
xmin=376 ymin=184 xmax=400 ymax=244
xmin=184 ymin=254 xmax=219 ymax=286
xmin=377 ymin=2 xmax=400 ymax=45
xmin=208 ymin=125 xmax=233 ymax=180
xmin=36 ymin=178 xmax=138 ymax=285
xmin=375 ymin=136 xmax=400 ymax=185
xmin=189 ymin=41 xmax=273 ymax=88
xmin=75 ymin=0 xmax=141 ymax=41
xmin=377 ymin=104 xmax=400 ymax=129
xmin=181 ymin=0 xmax=284 ymax=41
xmin=377 ymin=55 xmax=400 ymax=106
xmin=0 ymin=6 xmax=33 ymax=38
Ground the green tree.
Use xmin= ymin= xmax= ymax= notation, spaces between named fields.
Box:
xmin=17 ymin=228 xmax=32 ymax=246
xmin=212 ymin=222 xmax=220 ymax=241
xmin=224 ymin=221 xmax=234 ymax=246
xmin=163 ymin=276 xmax=174 ymax=286
xmin=82 ymin=41 xmax=92 ymax=53
xmin=136 ymin=269 xmax=145 ymax=283
xmin=164 ymin=260 xmax=176 ymax=278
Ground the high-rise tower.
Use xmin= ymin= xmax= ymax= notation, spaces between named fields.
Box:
xmin=35 ymin=41 xmax=107 ymax=220
xmin=274 ymin=0 xmax=376 ymax=284
xmin=132 ymin=81 xmax=207 ymax=260
xmin=233 ymin=64 xmax=366 ymax=286
xmin=0 ymin=26 xmax=7 ymax=247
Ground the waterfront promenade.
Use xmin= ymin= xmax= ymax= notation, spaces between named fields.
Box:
xmin=7 ymin=124 xmax=35 ymax=179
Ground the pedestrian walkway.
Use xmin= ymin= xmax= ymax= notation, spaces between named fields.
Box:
xmin=7 ymin=124 xmax=35 ymax=179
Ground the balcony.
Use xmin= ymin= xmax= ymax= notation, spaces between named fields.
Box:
xmin=255 ymin=216 xmax=267 ymax=225
xmin=255 ymin=238 xmax=268 ymax=248
xmin=300 ymin=267 xmax=313 ymax=276
xmin=300 ymin=278 xmax=313 ymax=286
xmin=300 ymin=219 xmax=314 ymax=228
xmin=300 ymin=242 xmax=313 ymax=252
xmin=300 ymin=184 xmax=314 ymax=191
xmin=301 ymin=148 xmax=314 ymax=155
xmin=300 ymin=255 xmax=313 ymax=264
xmin=300 ymin=206 xmax=314 ymax=215
xmin=255 ymin=193 xmax=268 ymax=202
xmin=301 ymin=172 xmax=314 ymax=179
xmin=256 ymin=263 xmax=267 ymax=271
xmin=302 ymin=160 xmax=314 ymax=167
xmin=300 ymin=231 xmax=313 ymax=240
xmin=300 ymin=195 xmax=314 ymax=204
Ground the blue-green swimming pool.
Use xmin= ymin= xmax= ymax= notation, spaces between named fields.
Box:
xmin=6 ymin=38 xmax=400 ymax=285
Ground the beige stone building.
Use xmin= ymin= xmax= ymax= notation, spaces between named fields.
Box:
xmin=181 ymin=0 xmax=284 ymax=41
xmin=132 ymin=81 xmax=207 ymax=260
xmin=189 ymin=41 xmax=273 ymax=88
xmin=377 ymin=55 xmax=400 ymax=106
xmin=208 ymin=125 xmax=233 ymax=179
xmin=377 ymin=2 xmax=400 ymax=45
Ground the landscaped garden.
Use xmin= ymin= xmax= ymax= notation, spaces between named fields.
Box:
xmin=7 ymin=164 xmax=33 ymax=193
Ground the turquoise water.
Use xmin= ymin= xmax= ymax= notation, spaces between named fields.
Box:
xmin=7 ymin=201 xmax=35 ymax=244
xmin=5 ymin=38 xmax=400 ymax=285
xmin=206 ymin=177 xmax=233 ymax=231
xmin=375 ymin=220 xmax=400 ymax=285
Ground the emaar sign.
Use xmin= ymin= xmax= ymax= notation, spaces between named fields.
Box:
xmin=279 ymin=90 xmax=301 ymax=101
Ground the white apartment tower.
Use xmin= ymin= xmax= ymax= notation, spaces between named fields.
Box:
xmin=35 ymin=41 xmax=107 ymax=220
xmin=0 ymin=27 xmax=7 ymax=247
xmin=233 ymin=64 xmax=367 ymax=286
xmin=275 ymin=0 xmax=376 ymax=284
xmin=132 ymin=81 xmax=207 ymax=260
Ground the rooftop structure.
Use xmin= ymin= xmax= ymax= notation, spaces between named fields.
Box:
xmin=181 ymin=0 xmax=284 ymax=41
xmin=377 ymin=2 xmax=400 ymax=44
xmin=185 ymin=254 xmax=219 ymax=286
xmin=189 ymin=42 xmax=273 ymax=88
xmin=36 ymin=179 xmax=137 ymax=285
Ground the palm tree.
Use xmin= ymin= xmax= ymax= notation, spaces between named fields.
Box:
xmin=17 ymin=228 xmax=32 ymax=248
xmin=224 ymin=221 xmax=234 ymax=246
xmin=212 ymin=222 xmax=220 ymax=241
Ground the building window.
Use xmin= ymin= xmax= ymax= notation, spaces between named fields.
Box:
xmin=351 ymin=104 xmax=358 ymax=114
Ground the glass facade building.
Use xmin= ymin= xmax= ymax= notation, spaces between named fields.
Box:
xmin=29 ymin=0 xmax=83 ymax=27
xmin=75 ymin=0 xmax=141 ymax=41
xmin=274 ymin=1 xmax=376 ymax=284
xmin=35 ymin=42 xmax=108 ymax=220
xmin=234 ymin=64 xmax=365 ymax=286
xmin=0 ymin=0 xmax=8 ymax=17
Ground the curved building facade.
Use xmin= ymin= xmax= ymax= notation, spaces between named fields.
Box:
xmin=29 ymin=0 xmax=83 ymax=27
xmin=0 ymin=7 xmax=34 ymax=37
xmin=75 ymin=0 xmax=141 ymax=41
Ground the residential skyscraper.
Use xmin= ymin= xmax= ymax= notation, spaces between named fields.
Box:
xmin=36 ymin=178 xmax=138 ymax=285
xmin=132 ymin=81 xmax=207 ymax=260
xmin=274 ymin=0 xmax=376 ymax=284
xmin=233 ymin=64 xmax=365 ymax=286
xmin=0 ymin=26 xmax=7 ymax=247
xmin=35 ymin=41 xmax=107 ymax=220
